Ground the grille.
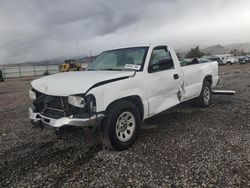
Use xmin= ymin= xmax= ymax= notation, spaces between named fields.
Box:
xmin=32 ymin=89 xmax=87 ymax=119
xmin=43 ymin=96 xmax=67 ymax=118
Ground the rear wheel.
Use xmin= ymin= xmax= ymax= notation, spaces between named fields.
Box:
xmin=196 ymin=81 xmax=212 ymax=108
xmin=101 ymin=101 xmax=141 ymax=151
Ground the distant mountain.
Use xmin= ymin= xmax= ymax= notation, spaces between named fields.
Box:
xmin=176 ymin=44 xmax=208 ymax=53
xmin=20 ymin=58 xmax=64 ymax=66
xmin=5 ymin=42 xmax=250 ymax=66
xmin=224 ymin=43 xmax=250 ymax=52
xmin=178 ymin=42 xmax=250 ymax=57
xmin=202 ymin=44 xmax=229 ymax=55
xmin=177 ymin=44 xmax=228 ymax=57
xmin=20 ymin=55 xmax=92 ymax=66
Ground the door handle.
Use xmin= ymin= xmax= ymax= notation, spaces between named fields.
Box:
xmin=173 ymin=74 xmax=179 ymax=80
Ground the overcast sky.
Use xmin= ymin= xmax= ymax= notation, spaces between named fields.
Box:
xmin=0 ymin=0 xmax=250 ymax=64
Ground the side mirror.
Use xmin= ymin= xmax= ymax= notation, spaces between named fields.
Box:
xmin=148 ymin=59 xmax=174 ymax=73
xmin=159 ymin=59 xmax=174 ymax=69
xmin=148 ymin=63 xmax=159 ymax=73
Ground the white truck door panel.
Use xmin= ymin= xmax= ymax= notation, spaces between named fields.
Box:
xmin=145 ymin=46 xmax=181 ymax=116
xmin=146 ymin=69 xmax=180 ymax=116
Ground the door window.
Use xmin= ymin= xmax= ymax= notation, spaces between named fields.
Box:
xmin=148 ymin=46 xmax=174 ymax=73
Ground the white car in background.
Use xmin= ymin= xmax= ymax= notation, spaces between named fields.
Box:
xmin=223 ymin=56 xmax=239 ymax=65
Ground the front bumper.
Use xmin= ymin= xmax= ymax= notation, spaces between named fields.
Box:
xmin=29 ymin=108 xmax=104 ymax=128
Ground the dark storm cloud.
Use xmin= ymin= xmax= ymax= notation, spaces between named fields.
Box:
xmin=0 ymin=0 xmax=250 ymax=64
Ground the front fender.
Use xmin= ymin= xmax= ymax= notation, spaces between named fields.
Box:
xmin=88 ymin=77 xmax=148 ymax=119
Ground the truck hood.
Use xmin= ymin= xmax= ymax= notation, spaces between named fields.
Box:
xmin=31 ymin=71 xmax=134 ymax=96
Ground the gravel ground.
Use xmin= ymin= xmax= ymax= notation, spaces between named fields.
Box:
xmin=0 ymin=64 xmax=249 ymax=187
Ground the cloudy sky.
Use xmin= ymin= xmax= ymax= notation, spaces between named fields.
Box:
xmin=0 ymin=0 xmax=250 ymax=64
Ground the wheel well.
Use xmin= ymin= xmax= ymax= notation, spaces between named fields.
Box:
xmin=204 ymin=75 xmax=212 ymax=85
xmin=106 ymin=96 xmax=144 ymax=120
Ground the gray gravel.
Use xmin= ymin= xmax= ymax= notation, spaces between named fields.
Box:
xmin=0 ymin=64 xmax=250 ymax=187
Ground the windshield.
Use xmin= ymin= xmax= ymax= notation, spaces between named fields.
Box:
xmin=87 ymin=47 xmax=148 ymax=71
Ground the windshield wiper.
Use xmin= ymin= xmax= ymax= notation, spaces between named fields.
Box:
xmin=86 ymin=68 xmax=128 ymax=71
xmin=100 ymin=68 xmax=122 ymax=71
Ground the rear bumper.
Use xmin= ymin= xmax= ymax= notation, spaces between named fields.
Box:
xmin=29 ymin=108 xmax=104 ymax=128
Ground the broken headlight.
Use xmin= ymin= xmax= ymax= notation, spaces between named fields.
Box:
xmin=68 ymin=96 xmax=85 ymax=108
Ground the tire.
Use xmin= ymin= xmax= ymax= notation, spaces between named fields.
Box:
xmin=226 ymin=61 xmax=232 ymax=65
xmin=101 ymin=100 xmax=141 ymax=151
xmin=196 ymin=81 xmax=212 ymax=108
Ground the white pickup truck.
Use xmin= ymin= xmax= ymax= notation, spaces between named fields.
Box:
xmin=29 ymin=43 xmax=219 ymax=150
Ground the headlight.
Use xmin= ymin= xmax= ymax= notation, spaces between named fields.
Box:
xmin=68 ymin=96 xmax=85 ymax=108
xmin=29 ymin=90 xmax=36 ymax=100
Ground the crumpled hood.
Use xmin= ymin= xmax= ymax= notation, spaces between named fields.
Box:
xmin=31 ymin=71 xmax=134 ymax=96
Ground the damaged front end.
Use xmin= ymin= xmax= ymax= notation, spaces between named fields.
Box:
xmin=28 ymin=89 xmax=104 ymax=132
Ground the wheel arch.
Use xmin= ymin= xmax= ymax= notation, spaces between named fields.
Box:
xmin=197 ymin=75 xmax=212 ymax=96
xmin=204 ymin=75 xmax=212 ymax=85
xmin=105 ymin=95 xmax=144 ymax=120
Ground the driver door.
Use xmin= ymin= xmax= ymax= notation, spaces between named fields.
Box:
xmin=145 ymin=46 xmax=181 ymax=117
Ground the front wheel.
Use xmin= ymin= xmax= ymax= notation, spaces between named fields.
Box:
xmin=196 ymin=81 xmax=212 ymax=108
xmin=101 ymin=101 xmax=141 ymax=151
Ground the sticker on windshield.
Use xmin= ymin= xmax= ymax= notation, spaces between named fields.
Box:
xmin=124 ymin=64 xmax=141 ymax=70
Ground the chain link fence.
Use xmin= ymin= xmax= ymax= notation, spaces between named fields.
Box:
xmin=0 ymin=64 xmax=59 ymax=79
